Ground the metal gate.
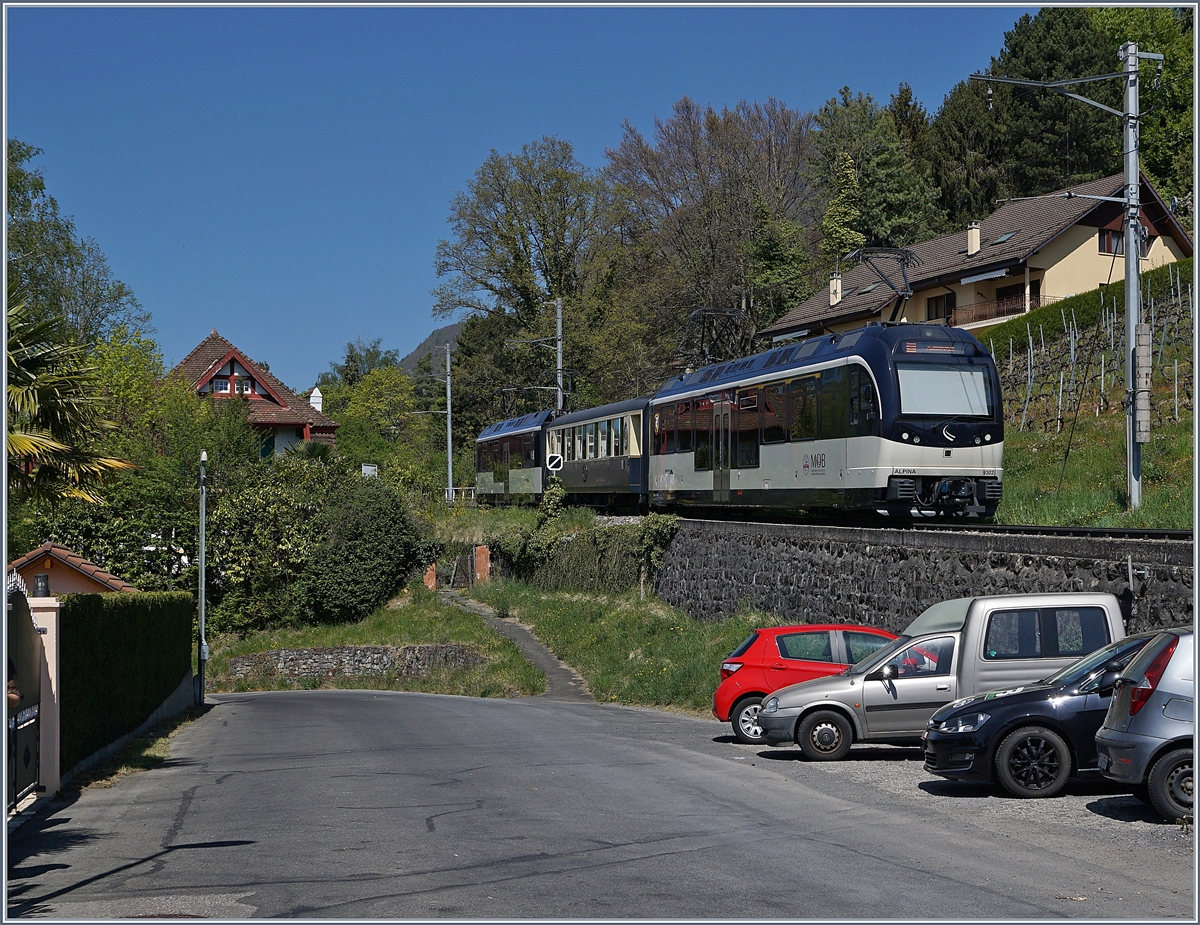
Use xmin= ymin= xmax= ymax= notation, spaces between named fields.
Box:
xmin=8 ymin=579 xmax=41 ymax=810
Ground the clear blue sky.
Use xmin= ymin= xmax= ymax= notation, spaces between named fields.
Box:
xmin=6 ymin=5 xmax=1038 ymax=392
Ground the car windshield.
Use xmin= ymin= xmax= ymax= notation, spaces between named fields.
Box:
xmin=844 ymin=635 xmax=912 ymax=675
xmin=1040 ymin=634 xmax=1153 ymax=687
xmin=896 ymin=362 xmax=994 ymax=417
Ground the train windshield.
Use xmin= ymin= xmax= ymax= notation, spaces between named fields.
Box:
xmin=896 ymin=362 xmax=994 ymax=417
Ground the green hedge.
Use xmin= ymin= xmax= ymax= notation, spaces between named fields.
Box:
xmin=983 ymin=258 xmax=1192 ymax=352
xmin=59 ymin=592 xmax=194 ymax=774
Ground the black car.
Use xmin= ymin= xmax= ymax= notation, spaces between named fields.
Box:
xmin=923 ymin=632 xmax=1156 ymax=798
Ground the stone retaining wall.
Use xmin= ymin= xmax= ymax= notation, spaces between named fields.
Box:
xmin=654 ymin=519 xmax=1193 ymax=633
xmin=227 ymin=644 xmax=484 ymax=680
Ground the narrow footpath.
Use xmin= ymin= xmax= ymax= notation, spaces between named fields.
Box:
xmin=440 ymin=590 xmax=593 ymax=702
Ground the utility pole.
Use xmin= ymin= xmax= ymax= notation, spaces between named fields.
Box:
xmin=555 ymin=297 xmax=563 ymax=412
xmin=444 ymin=342 xmax=454 ymax=504
xmin=197 ymin=450 xmax=208 ymax=706
xmin=973 ymin=40 xmax=1163 ymax=510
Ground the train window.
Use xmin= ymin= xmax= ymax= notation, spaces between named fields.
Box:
xmin=848 ymin=365 xmax=880 ymax=437
xmin=734 ymin=389 xmax=760 ymax=468
xmin=655 ymin=405 xmax=677 ymax=454
xmin=628 ymin=414 xmax=642 ymax=456
xmin=676 ymin=400 xmax=693 ymax=453
xmin=789 ymin=376 xmax=818 ymax=441
xmin=599 ymin=419 xmax=609 ymax=458
xmin=762 ymin=383 xmax=787 ymax=444
xmin=585 ymin=422 xmax=595 ymax=459
xmin=818 ymin=366 xmax=850 ymax=440
xmin=896 ymin=362 xmax=993 ymax=417
xmin=574 ymin=426 xmax=584 ymax=462
xmin=524 ymin=433 xmax=536 ymax=468
xmin=612 ymin=417 xmax=624 ymax=457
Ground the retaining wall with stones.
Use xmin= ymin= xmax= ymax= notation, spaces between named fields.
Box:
xmin=227 ymin=644 xmax=484 ymax=680
xmin=654 ymin=519 xmax=1193 ymax=633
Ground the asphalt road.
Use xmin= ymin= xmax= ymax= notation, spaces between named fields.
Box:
xmin=7 ymin=691 xmax=1193 ymax=919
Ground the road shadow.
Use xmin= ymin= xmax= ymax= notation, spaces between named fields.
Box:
xmin=1086 ymin=794 xmax=1172 ymax=824
xmin=757 ymin=744 xmax=924 ymax=763
xmin=918 ymin=776 xmax=1157 ymax=805
xmin=917 ymin=779 xmax=997 ymax=798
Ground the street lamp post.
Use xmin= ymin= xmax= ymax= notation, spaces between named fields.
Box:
xmin=972 ymin=40 xmax=1163 ymax=510
xmin=197 ymin=450 xmax=208 ymax=706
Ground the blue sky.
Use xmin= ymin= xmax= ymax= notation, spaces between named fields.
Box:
xmin=6 ymin=5 xmax=1037 ymax=391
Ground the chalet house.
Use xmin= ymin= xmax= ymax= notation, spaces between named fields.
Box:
xmin=761 ymin=172 xmax=1193 ymax=341
xmin=172 ymin=330 xmax=338 ymax=454
xmin=9 ymin=542 xmax=139 ymax=595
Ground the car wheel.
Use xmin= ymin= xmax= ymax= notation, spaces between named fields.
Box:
xmin=995 ymin=726 xmax=1071 ymax=798
xmin=731 ymin=696 xmax=765 ymax=744
xmin=1147 ymin=748 xmax=1193 ymax=821
xmin=797 ymin=710 xmax=853 ymax=761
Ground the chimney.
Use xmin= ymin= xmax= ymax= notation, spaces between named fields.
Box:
xmin=309 ymin=386 xmax=323 ymax=413
xmin=967 ymin=221 xmax=981 ymax=256
xmin=829 ymin=272 xmax=843 ymax=306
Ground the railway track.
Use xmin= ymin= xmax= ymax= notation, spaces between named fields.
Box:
xmin=671 ymin=508 xmax=1193 ymax=543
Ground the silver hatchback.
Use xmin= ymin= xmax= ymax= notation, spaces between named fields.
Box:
xmin=1095 ymin=628 xmax=1193 ymax=821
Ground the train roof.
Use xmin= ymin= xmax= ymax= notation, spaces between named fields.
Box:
xmin=652 ymin=322 xmax=985 ymax=401
xmin=549 ymin=396 xmax=652 ymax=428
xmin=476 ymin=408 xmax=556 ymax=442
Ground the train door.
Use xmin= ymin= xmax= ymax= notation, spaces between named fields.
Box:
xmin=713 ymin=399 xmax=732 ymax=502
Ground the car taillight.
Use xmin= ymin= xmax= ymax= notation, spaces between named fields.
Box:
xmin=720 ymin=661 xmax=743 ymax=680
xmin=1128 ymin=636 xmax=1178 ymax=716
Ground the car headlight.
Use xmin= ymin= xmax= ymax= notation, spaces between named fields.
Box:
xmin=761 ymin=697 xmax=779 ymax=714
xmin=939 ymin=712 xmax=990 ymax=734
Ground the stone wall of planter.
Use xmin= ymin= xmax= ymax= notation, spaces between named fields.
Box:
xmin=227 ymin=644 xmax=484 ymax=680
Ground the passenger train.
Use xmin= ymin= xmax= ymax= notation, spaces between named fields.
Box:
xmin=474 ymin=322 xmax=1004 ymax=517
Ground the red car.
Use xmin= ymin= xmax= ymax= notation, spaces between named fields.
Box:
xmin=713 ymin=624 xmax=899 ymax=743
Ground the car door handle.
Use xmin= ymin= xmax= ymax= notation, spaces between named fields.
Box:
xmin=770 ymin=663 xmax=787 ymax=670
xmin=935 ymin=684 xmax=950 ymax=691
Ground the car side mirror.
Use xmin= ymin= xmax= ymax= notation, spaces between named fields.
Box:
xmin=1095 ymin=670 xmax=1122 ymax=697
xmin=866 ymin=664 xmax=897 ymax=682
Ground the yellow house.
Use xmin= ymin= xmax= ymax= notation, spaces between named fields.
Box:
xmin=761 ymin=172 xmax=1193 ymax=341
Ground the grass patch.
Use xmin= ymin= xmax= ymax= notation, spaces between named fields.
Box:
xmin=996 ymin=407 xmax=1192 ymax=528
xmin=205 ymin=585 xmax=545 ymax=698
xmin=65 ymin=706 xmax=203 ymax=792
xmin=475 ymin=581 xmax=790 ymax=714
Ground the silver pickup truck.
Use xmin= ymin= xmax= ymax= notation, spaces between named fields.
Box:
xmin=756 ymin=592 xmax=1126 ymax=760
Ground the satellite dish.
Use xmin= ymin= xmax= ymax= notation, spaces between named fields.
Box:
xmin=546 ymin=454 xmax=564 ymax=472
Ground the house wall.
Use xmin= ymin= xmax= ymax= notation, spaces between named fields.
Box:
xmin=1034 ymin=224 xmax=1184 ymax=298
xmin=16 ymin=562 xmax=117 ymax=596
xmin=272 ymin=426 xmax=303 ymax=454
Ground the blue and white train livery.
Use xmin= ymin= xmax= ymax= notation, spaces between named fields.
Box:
xmin=474 ymin=322 xmax=1004 ymax=517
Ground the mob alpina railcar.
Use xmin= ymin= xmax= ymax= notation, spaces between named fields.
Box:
xmin=474 ymin=322 xmax=1004 ymax=518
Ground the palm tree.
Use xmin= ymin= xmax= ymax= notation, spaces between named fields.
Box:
xmin=7 ymin=280 xmax=134 ymax=503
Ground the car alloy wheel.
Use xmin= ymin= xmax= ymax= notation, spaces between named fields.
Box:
xmin=797 ymin=710 xmax=852 ymax=761
xmin=1148 ymin=748 xmax=1193 ymax=821
xmin=995 ymin=726 xmax=1071 ymax=798
xmin=732 ymin=696 xmax=765 ymax=744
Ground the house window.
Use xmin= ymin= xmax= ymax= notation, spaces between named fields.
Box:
xmin=926 ymin=292 xmax=956 ymax=321
xmin=213 ymin=379 xmax=230 ymax=393
xmin=1099 ymin=228 xmax=1149 ymax=258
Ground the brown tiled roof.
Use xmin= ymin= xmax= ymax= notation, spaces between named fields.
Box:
xmin=9 ymin=542 xmax=139 ymax=593
xmin=762 ymin=172 xmax=1193 ymax=337
xmin=170 ymin=330 xmax=339 ymax=431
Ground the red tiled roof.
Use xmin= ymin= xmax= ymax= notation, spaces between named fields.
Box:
xmin=9 ymin=542 xmax=139 ymax=593
xmin=762 ymin=172 xmax=1193 ymax=337
xmin=170 ymin=330 xmax=339 ymax=431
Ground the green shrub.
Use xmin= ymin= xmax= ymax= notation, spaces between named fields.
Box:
xmin=59 ymin=592 xmax=193 ymax=774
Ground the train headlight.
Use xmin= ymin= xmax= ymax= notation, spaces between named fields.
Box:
xmin=984 ymin=433 xmax=992 ymax=442
xmin=901 ymin=432 xmax=910 ymax=441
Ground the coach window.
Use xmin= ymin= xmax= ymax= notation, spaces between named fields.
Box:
xmin=628 ymin=413 xmax=642 ymax=456
xmin=849 ymin=365 xmax=880 ymax=437
xmin=734 ymin=388 xmax=760 ymax=468
xmin=676 ymin=400 xmax=693 ymax=453
xmin=818 ymin=366 xmax=850 ymax=440
xmin=655 ymin=404 xmax=677 ymax=454
xmin=574 ymin=426 xmax=584 ymax=462
xmin=524 ymin=433 xmax=537 ymax=468
xmin=789 ymin=376 xmax=818 ymax=441
xmin=598 ymin=419 xmax=609 ymax=458
xmin=762 ymin=383 xmax=787 ymax=444
xmin=611 ymin=416 xmax=623 ymax=457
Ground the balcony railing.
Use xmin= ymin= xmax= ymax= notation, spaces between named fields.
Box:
xmin=950 ymin=294 xmax=1063 ymax=328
